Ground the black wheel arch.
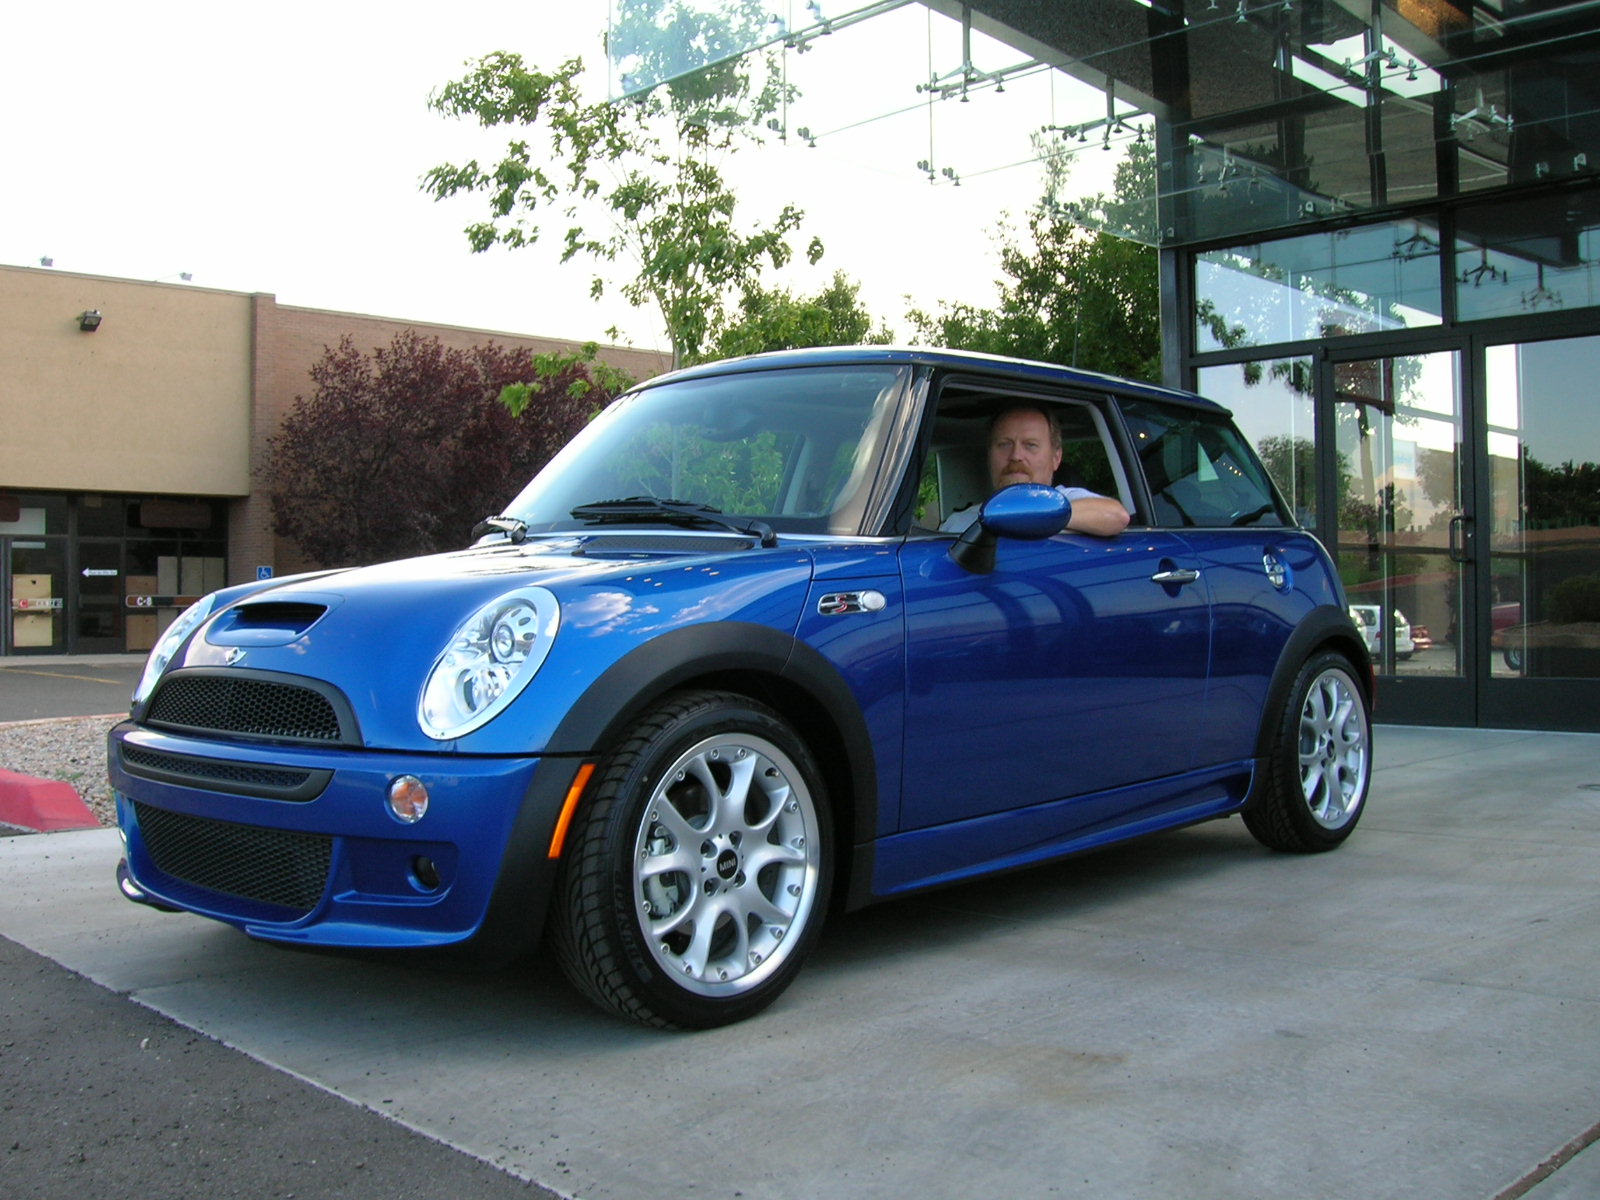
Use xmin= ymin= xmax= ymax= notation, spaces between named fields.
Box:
xmin=542 ymin=621 xmax=879 ymax=904
xmin=1252 ymin=606 xmax=1373 ymax=761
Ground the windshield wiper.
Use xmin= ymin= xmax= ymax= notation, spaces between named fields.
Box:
xmin=472 ymin=515 xmax=528 ymax=544
xmin=569 ymin=497 xmax=776 ymax=547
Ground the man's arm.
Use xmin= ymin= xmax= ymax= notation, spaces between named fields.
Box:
xmin=1064 ymin=494 xmax=1131 ymax=537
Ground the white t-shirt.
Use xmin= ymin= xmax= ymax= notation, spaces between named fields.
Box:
xmin=939 ymin=485 xmax=1102 ymax=534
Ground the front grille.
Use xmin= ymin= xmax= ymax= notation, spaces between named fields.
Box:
xmin=147 ymin=674 xmax=347 ymax=743
xmin=119 ymin=744 xmax=330 ymax=802
xmin=134 ymin=802 xmax=332 ymax=915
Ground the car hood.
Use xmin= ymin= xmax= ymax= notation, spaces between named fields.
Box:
xmin=161 ymin=535 xmax=819 ymax=752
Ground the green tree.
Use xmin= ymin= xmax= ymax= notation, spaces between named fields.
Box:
xmin=702 ymin=271 xmax=893 ymax=362
xmin=1524 ymin=452 xmax=1600 ymax=528
xmin=424 ymin=38 xmax=822 ymax=368
xmin=908 ymin=140 xmax=1160 ymax=380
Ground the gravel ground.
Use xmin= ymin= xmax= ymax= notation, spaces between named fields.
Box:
xmin=0 ymin=715 xmax=119 ymax=826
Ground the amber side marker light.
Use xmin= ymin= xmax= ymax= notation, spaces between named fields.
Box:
xmin=547 ymin=762 xmax=597 ymax=858
xmin=388 ymin=774 xmax=430 ymax=824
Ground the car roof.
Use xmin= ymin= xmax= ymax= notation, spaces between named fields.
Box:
xmin=636 ymin=347 xmax=1231 ymax=415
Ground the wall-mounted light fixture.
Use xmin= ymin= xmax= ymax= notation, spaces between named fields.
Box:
xmin=78 ymin=310 xmax=103 ymax=332
xmin=39 ymin=256 xmax=54 ymax=267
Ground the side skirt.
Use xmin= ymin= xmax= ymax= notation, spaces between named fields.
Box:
xmin=868 ymin=761 xmax=1256 ymax=899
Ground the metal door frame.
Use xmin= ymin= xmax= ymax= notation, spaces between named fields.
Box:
xmin=1317 ymin=334 xmax=1478 ymax=726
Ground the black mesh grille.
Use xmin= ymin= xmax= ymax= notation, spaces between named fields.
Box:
xmin=118 ymin=748 xmax=328 ymax=803
xmin=147 ymin=675 xmax=345 ymax=742
xmin=134 ymin=802 xmax=331 ymax=914
xmin=122 ymin=744 xmax=318 ymax=791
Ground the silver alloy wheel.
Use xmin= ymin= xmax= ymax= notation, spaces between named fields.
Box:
xmin=1297 ymin=666 xmax=1370 ymax=829
xmin=632 ymin=732 xmax=822 ymax=997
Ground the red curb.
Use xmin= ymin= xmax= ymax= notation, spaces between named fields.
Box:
xmin=0 ymin=768 xmax=100 ymax=832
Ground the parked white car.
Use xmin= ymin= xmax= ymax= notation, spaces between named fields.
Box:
xmin=1349 ymin=604 xmax=1415 ymax=660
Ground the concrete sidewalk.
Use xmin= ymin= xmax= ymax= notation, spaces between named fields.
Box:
xmin=2 ymin=725 xmax=1597 ymax=1200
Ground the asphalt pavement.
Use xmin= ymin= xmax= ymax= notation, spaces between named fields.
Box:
xmin=2 ymin=661 xmax=1598 ymax=1199
xmin=0 ymin=934 xmax=560 ymax=1200
xmin=0 ymin=654 xmax=143 ymax=723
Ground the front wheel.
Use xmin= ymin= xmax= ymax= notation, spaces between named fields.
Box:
xmin=550 ymin=690 xmax=832 ymax=1029
xmin=1243 ymin=652 xmax=1371 ymax=853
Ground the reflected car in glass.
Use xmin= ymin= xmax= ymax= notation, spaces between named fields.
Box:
xmin=1349 ymin=603 xmax=1414 ymax=661
xmin=111 ymin=348 xmax=1373 ymax=1029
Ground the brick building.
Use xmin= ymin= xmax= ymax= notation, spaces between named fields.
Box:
xmin=0 ymin=263 xmax=668 ymax=655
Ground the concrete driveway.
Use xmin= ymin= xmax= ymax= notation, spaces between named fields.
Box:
xmin=2 ymin=725 xmax=1597 ymax=1200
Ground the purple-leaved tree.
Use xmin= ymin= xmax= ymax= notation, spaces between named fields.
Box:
xmin=266 ymin=330 xmax=624 ymax=567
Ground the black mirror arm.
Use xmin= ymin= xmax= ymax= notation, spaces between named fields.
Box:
xmin=949 ymin=522 xmax=998 ymax=574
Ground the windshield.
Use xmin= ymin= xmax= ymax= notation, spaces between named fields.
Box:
xmin=502 ymin=365 xmax=912 ymax=536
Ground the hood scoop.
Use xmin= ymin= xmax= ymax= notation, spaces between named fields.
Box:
xmin=206 ymin=598 xmax=332 ymax=647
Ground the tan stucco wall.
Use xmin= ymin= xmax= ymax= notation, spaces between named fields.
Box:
xmin=2 ymin=263 xmax=672 ymax=588
xmin=0 ymin=265 xmax=254 ymax=495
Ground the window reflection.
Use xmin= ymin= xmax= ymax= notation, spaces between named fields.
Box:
xmin=1196 ymin=358 xmax=1316 ymax=525
xmin=1195 ymin=221 xmax=1443 ymax=351
xmin=1455 ymin=197 xmax=1600 ymax=321
xmin=1485 ymin=338 xmax=1600 ymax=679
xmin=1332 ymin=351 xmax=1464 ymax=679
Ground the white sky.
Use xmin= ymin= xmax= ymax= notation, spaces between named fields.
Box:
xmin=2 ymin=1 xmax=1121 ymax=351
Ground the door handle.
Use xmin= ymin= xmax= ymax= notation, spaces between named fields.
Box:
xmin=1448 ymin=515 xmax=1473 ymax=564
xmin=1151 ymin=567 xmax=1201 ymax=586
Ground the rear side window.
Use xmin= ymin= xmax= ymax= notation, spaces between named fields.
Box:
xmin=1121 ymin=401 xmax=1286 ymax=529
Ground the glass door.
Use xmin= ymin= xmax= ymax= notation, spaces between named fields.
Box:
xmin=4 ymin=536 xmax=68 ymax=655
xmin=1326 ymin=347 xmax=1473 ymax=723
xmin=1480 ymin=336 xmax=1600 ymax=729
xmin=75 ymin=540 xmax=125 ymax=652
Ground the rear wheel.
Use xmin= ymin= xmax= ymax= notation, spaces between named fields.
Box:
xmin=1243 ymin=652 xmax=1371 ymax=853
xmin=550 ymin=690 xmax=831 ymax=1029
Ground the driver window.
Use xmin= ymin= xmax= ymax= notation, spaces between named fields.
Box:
xmin=913 ymin=389 xmax=1129 ymax=531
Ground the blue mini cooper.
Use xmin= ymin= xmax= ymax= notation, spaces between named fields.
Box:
xmin=112 ymin=347 xmax=1372 ymax=1029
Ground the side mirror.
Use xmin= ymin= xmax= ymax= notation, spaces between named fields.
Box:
xmin=950 ymin=483 xmax=1072 ymax=573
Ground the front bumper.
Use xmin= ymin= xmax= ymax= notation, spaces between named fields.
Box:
xmin=110 ymin=721 xmax=579 ymax=956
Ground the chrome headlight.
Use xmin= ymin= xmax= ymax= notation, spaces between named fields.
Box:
xmin=132 ymin=594 xmax=218 ymax=706
xmin=419 ymin=586 xmax=560 ymax=740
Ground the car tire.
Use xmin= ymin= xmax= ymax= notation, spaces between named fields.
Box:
xmin=549 ymin=689 xmax=832 ymax=1029
xmin=1243 ymin=652 xmax=1371 ymax=853
xmin=1503 ymin=646 xmax=1524 ymax=673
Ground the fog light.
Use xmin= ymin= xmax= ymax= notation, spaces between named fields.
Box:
xmin=388 ymin=775 xmax=430 ymax=823
xmin=412 ymin=856 xmax=442 ymax=890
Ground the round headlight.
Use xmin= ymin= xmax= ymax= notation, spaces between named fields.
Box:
xmin=419 ymin=586 xmax=559 ymax=740
xmin=491 ymin=606 xmax=535 ymax=662
xmin=132 ymin=594 xmax=217 ymax=706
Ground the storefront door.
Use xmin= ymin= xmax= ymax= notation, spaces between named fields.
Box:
xmin=3 ymin=536 xmax=68 ymax=655
xmin=1478 ymin=335 xmax=1600 ymax=729
xmin=75 ymin=540 xmax=125 ymax=653
xmin=1323 ymin=346 xmax=1475 ymax=725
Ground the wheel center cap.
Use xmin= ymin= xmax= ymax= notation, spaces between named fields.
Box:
xmin=715 ymin=848 xmax=740 ymax=880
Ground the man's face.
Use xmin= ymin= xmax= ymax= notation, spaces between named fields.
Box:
xmin=988 ymin=408 xmax=1062 ymax=489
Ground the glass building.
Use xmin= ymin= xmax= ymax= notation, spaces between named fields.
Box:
xmin=618 ymin=0 xmax=1600 ymax=731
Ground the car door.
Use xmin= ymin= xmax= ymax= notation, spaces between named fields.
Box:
xmin=896 ymin=525 xmax=1212 ymax=833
